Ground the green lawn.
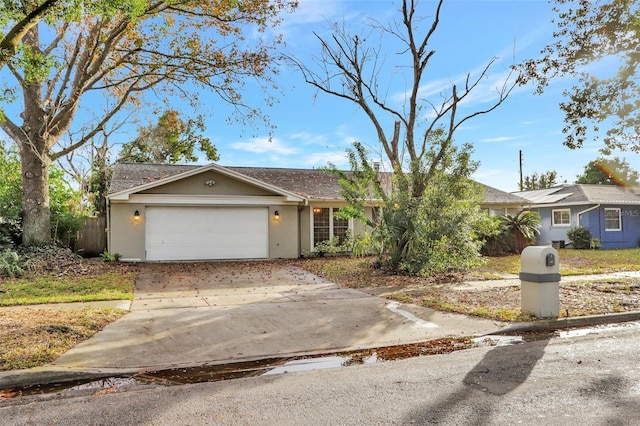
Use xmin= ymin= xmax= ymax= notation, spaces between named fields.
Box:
xmin=0 ymin=271 xmax=135 ymax=306
xmin=484 ymin=248 xmax=640 ymax=276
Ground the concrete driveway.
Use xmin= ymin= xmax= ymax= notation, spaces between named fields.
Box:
xmin=50 ymin=261 xmax=500 ymax=371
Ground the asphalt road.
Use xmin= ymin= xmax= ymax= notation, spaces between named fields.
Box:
xmin=3 ymin=322 xmax=640 ymax=425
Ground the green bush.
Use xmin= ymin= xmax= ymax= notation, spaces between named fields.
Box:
xmin=0 ymin=219 xmax=21 ymax=250
xmin=101 ymin=251 xmax=121 ymax=262
xmin=351 ymin=232 xmax=381 ymax=257
xmin=311 ymin=231 xmax=355 ymax=257
xmin=0 ymin=249 xmax=25 ymax=278
xmin=375 ymin=172 xmax=492 ymax=276
xmin=481 ymin=211 xmax=541 ymax=255
xmin=567 ymin=226 xmax=595 ymax=249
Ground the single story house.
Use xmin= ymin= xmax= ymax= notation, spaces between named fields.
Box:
xmin=107 ymin=163 xmax=528 ymax=262
xmin=514 ymin=184 xmax=640 ymax=249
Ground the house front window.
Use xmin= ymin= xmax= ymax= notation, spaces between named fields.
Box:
xmin=552 ymin=209 xmax=571 ymax=227
xmin=313 ymin=208 xmax=330 ymax=245
xmin=333 ymin=209 xmax=349 ymax=243
xmin=489 ymin=208 xmax=506 ymax=217
xmin=605 ymin=208 xmax=621 ymax=231
xmin=313 ymin=207 xmax=350 ymax=246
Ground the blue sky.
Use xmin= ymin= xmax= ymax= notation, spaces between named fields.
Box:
xmin=2 ymin=0 xmax=637 ymax=193
xmin=200 ymin=0 xmax=639 ymax=192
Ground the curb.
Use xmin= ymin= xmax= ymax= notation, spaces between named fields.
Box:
xmin=486 ymin=311 xmax=640 ymax=335
xmin=0 ymin=367 xmax=142 ymax=391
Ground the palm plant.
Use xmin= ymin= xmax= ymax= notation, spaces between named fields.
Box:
xmin=500 ymin=211 xmax=541 ymax=253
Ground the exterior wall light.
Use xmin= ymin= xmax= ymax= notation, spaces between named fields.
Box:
xmin=134 ymin=210 xmax=141 ymax=220
xmin=274 ymin=210 xmax=280 ymax=220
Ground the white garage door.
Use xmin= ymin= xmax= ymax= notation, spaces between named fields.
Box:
xmin=145 ymin=206 xmax=268 ymax=261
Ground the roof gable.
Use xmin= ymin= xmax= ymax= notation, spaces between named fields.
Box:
xmin=108 ymin=163 xmax=304 ymax=202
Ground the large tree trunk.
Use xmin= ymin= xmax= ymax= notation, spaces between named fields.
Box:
xmin=19 ymin=141 xmax=51 ymax=246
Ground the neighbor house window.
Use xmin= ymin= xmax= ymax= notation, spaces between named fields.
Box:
xmin=489 ymin=208 xmax=506 ymax=217
xmin=552 ymin=209 xmax=571 ymax=226
xmin=605 ymin=208 xmax=621 ymax=231
xmin=313 ymin=207 xmax=351 ymax=246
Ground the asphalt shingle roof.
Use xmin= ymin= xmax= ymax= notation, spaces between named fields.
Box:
xmin=514 ymin=184 xmax=640 ymax=205
xmin=479 ymin=183 xmax=529 ymax=204
xmin=109 ymin=163 xmax=524 ymax=205
xmin=109 ymin=163 xmax=199 ymax=194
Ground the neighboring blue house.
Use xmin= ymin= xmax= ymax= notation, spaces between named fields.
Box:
xmin=514 ymin=184 xmax=640 ymax=249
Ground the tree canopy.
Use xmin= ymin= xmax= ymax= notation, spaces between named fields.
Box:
xmin=118 ymin=110 xmax=219 ymax=164
xmin=521 ymin=170 xmax=558 ymax=190
xmin=296 ymin=0 xmax=511 ymax=274
xmin=575 ymin=157 xmax=640 ymax=186
xmin=291 ymin=0 xmax=516 ymax=199
xmin=0 ymin=0 xmax=297 ymax=246
xmin=521 ymin=0 xmax=640 ymax=153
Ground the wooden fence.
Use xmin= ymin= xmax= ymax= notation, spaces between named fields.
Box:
xmin=73 ymin=216 xmax=107 ymax=257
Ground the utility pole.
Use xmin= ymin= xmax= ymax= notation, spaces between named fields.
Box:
xmin=519 ymin=150 xmax=523 ymax=191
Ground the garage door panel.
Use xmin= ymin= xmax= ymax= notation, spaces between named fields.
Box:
xmin=146 ymin=207 xmax=268 ymax=261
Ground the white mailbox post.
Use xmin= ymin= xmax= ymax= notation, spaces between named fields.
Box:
xmin=520 ymin=246 xmax=560 ymax=318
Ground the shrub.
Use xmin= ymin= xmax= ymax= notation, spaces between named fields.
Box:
xmin=567 ymin=226 xmax=595 ymax=249
xmin=480 ymin=211 xmax=540 ymax=255
xmin=0 ymin=219 xmax=21 ymax=250
xmin=351 ymin=232 xmax=381 ymax=257
xmin=0 ymin=249 xmax=25 ymax=278
xmin=311 ymin=231 xmax=355 ymax=257
xmin=101 ymin=251 xmax=121 ymax=262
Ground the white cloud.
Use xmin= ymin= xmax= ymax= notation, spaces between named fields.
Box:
xmin=480 ymin=136 xmax=518 ymax=143
xmin=302 ymin=151 xmax=349 ymax=168
xmin=230 ymin=137 xmax=298 ymax=155
xmin=290 ymin=131 xmax=329 ymax=146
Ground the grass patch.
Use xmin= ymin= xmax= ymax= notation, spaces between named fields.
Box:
xmin=0 ymin=307 xmax=126 ymax=371
xmin=419 ymin=295 xmax=525 ymax=322
xmin=0 ymin=272 xmax=135 ymax=306
xmin=482 ymin=248 xmax=640 ymax=276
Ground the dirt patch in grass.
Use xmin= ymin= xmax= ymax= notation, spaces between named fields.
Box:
xmin=0 ymin=308 xmax=126 ymax=371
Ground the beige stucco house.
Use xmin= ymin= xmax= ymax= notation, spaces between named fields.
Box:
xmin=107 ymin=163 xmax=527 ymax=262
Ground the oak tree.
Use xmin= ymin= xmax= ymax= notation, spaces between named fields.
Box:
xmin=118 ymin=110 xmax=219 ymax=164
xmin=0 ymin=0 xmax=297 ymax=246
xmin=575 ymin=157 xmax=640 ymax=186
xmin=521 ymin=0 xmax=640 ymax=153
